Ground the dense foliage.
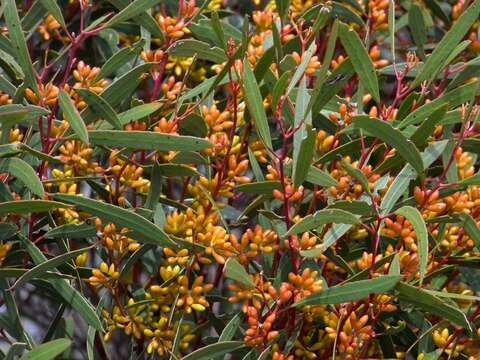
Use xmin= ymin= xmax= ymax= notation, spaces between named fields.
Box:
xmin=0 ymin=0 xmax=480 ymax=359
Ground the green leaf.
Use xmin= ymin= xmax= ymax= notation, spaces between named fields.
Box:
xmin=396 ymin=282 xmax=471 ymax=330
xmin=411 ymin=0 xmax=480 ymax=88
xmin=389 ymin=253 xmax=401 ymax=275
xmin=424 ymin=0 xmax=450 ymax=25
xmin=395 ymin=206 xmax=428 ymax=284
xmin=409 ymin=4 xmax=427 ymax=57
xmin=58 ymin=90 xmax=89 ymax=143
xmin=145 ymin=162 xmax=162 ymax=211
xmin=0 ymin=158 xmax=44 ymax=196
xmin=287 ymin=41 xmax=316 ymax=95
xmin=171 ymin=151 xmax=208 ymax=165
xmin=271 ymin=70 xmax=290 ymax=112
xmin=352 ymin=116 xmax=424 ymax=174
xmin=76 ymin=88 xmax=122 ymax=129
xmin=243 ymin=64 xmax=272 ymax=151
xmin=461 ymin=172 xmax=480 ymax=186
xmin=425 ymin=289 xmax=480 ymax=302
xmin=328 ymin=200 xmax=373 ymax=216
xmin=0 ymin=200 xmax=68 ymax=215
xmin=39 ymin=0 xmax=66 ymax=28
xmin=189 ymin=18 xmax=241 ymax=48
xmin=0 ymin=143 xmax=60 ymax=163
xmin=224 ymin=258 xmax=255 ymax=288
xmin=210 ymin=11 xmax=226 ymax=49
xmin=168 ymin=39 xmax=227 ymax=63
xmin=380 ymin=140 xmax=448 ymax=214
xmin=118 ymin=102 xmax=161 ymax=125
xmin=86 ymin=326 xmax=95 ymax=360
xmin=0 ymin=47 xmax=25 ymax=81
xmin=18 ymin=234 xmax=104 ymax=331
xmin=81 ymin=63 xmax=154 ymax=123
xmin=218 ymin=313 xmax=242 ymax=342
xmin=399 ymin=81 xmax=480 ymax=129
xmin=338 ymin=23 xmax=379 ymax=102
xmin=293 ymin=126 xmax=315 ymax=188
xmin=410 ymin=104 xmax=448 ymax=147
xmin=95 ymin=40 xmax=144 ymax=80
xmin=107 ymin=0 xmax=163 ymax=39
xmin=294 ymin=275 xmax=401 ymax=306
xmin=54 ymin=194 xmax=175 ymax=247
xmin=20 ymin=339 xmax=71 ymax=360
xmin=304 ymin=166 xmax=338 ymax=187
xmin=388 ymin=0 xmax=396 ymax=63
xmin=3 ymin=0 xmax=38 ymax=92
xmin=275 ymin=0 xmax=289 ymax=18
xmin=307 ymin=19 xmax=339 ymax=115
xmin=457 ymin=213 xmax=480 ymax=248
xmin=236 ymin=181 xmax=281 ymax=195
xmin=293 ymin=77 xmax=311 ymax=178
xmin=316 ymin=62 xmax=356 ymax=115
xmin=86 ymin=130 xmax=212 ymax=151
xmin=286 ymin=209 xmax=359 ymax=237
xmin=182 ymin=341 xmax=245 ymax=360
xmin=12 ymin=246 xmax=93 ymax=289
xmin=45 ymin=222 xmax=96 ymax=239
xmin=105 ymin=0 xmax=160 ymax=28
xmin=178 ymin=113 xmax=208 ymax=137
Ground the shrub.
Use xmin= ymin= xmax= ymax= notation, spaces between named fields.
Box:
xmin=0 ymin=0 xmax=480 ymax=359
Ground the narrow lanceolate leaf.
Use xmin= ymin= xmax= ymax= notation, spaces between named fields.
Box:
xmin=0 ymin=200 xmax=68 ymax=215
xmin=11 ymin=246 xmax=93 ymax=289
xmin=224 ymin=258 xmax=255 ymax=288
xmin=117 ymin=102 xmax=162 ymax=126
xmin=293 ymin=125 xmax=316 ymax=188
xmin=218 ymin=313 xmax=242 ymax=342
xmin=0 ymin=158 xmax=44 ymax=196
xmin=461 ymin=172 xmax=480 ymax=186
xmin=95 ymin=40 xmax=144 ymax=80
xmin=395 ymin=206 xmax=428 ymax=284
xmin=457 ymin=213 xmax=480 ymax=248
xmin=411 ymin=0 xmax=480 ymax=88
xmin=183 ymin=341 xmax=245 ymax=360
xmin=243 ymin=64 xmax=272 ymax=151
xmin=58 ymin=90 xmax=89 ymax=143
xmin=45 ymin=223 xmax=96 ymax=239
xmin=39 ymin=0 xmax=66 ymax=28
xmin=105 ymin=0 xmax=160 ymax=28
xmin=167 ymin=39 xmax=227 ymax=63
xmin=20 ymin=339 xmax=72 ymax=360
xmin=307 ymin=19 xmax=339 ymax=115
xmin=305 ymin=166 xmax=338 ymax=187
xmin=76 ymin=89 xmax=122 ymax=129
xmin=380 ymin=140 xmax=448 ymax=214
xmin=338 ymin=22 xmax=380 ymax=102
xmin=54 ymin=194 xmax=175 ymax=247
xmin=294 ymin=276 xmax=401 ymax=306
xmin=287 ymin=40 xmax=316 ymax=95
xmin=236 ymin=181 xmax=281 ymax=195
xmin=87 ymin=130 xmax=212 ymax=151
xmin=271 ymin=71 xmax=290 ymax=112
xmin=286 ymin=209 xmax=359 ymax=237
xmin=352 ymin=116 xmax=424 ymax=174
xmin=396 ymin=282 xmax=471 ymax=330
xmin=408 ymin=4 xmax=427 ymax=54
xmin=3 ymin=0 xmax=38 ymax=92
xmin=18 ymin=234 xmax=104 ymax=331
